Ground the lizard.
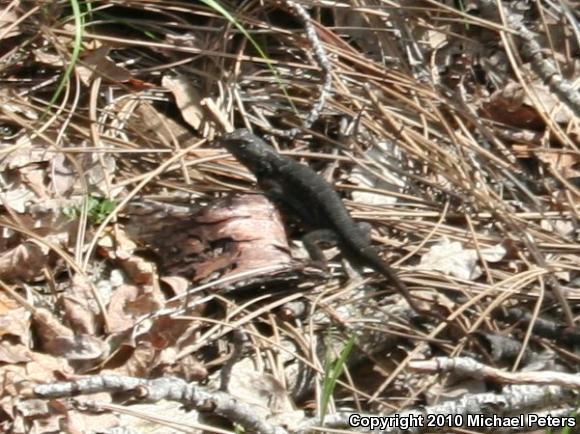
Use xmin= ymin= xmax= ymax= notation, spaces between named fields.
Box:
xmin=219 ymin=128 xmax=430 ymax=318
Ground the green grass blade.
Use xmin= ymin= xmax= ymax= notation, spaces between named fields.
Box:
xmin=48 ymin=0 xmax=84 ymax=109
xmin=199 ymin=0 xmax=298 ymax=114
xmin=320 ymin=334 xmax=355 ymax=422
xmin=558 ymin=409 xmax=577 ymax=434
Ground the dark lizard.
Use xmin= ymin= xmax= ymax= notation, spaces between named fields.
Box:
xmin=220 ymin=128 xmax=429 ymax=317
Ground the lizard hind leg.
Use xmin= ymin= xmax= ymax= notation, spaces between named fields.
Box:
xmin=356 ymin=221 xmax=373 ymax=245
xmin=303 ymin=229 xmax=366 ymax=281
xmin=302 ymin=229 xmax=339 ymax=264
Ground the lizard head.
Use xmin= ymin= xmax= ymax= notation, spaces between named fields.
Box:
xmin=220 ymin=129 xmax=280 ymax=175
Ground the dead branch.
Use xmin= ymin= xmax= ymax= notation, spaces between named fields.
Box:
xmin=34 ymin=375 xmax=288 ymax=434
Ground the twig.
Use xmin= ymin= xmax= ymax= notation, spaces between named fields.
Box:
xmin=271 ymin=0 xmax=332 ymax=137
xmin=34 ymin=375 xmax=288 ymax=434
xmin=297 ymin=383 xmax=571 ymax=434
xmin=409 ymin=356 xmax=580 ymax=389
xmin=478 ymin=0 xmax=580 ymax=117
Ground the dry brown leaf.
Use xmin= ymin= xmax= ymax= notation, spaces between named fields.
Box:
xmin=0 ymin=243 xmax=48 ymax=282
xmin=0 ymin=306 xmax=31 ymax=363
xmin=0 ymin=289 xmax=19 ymax=314
xmin=49 ymin=153 xmax=76 ymax=196
xmin=156 ymin=351 xmax=208 ymax=382
xmin=76 ymin=45 xmax=132 ymax=86
xmin=33 ymin=49 xmax=64 ymax=67
xmin=105 ymin=341 xmax=157 ymax=377
xmin=163 ymin=75 xmax=204 ymax=130
xmin=417 ymin=238 xmax=506 ymax=280
xmin=540 ymin=219 xmax=575 ymax=238
xmin=47 ymin=151 xmax=116 ymax=196
xmin=536 ymin=151 xmax=580 ymax=180
xmin=24 ymin=352 xmax=73 ymax=382
xmin=17 ymin=393 xmax=118 ymax=434
xmin=0 ymin=353 xmax=71 ymax=433
xmin=99 ymin=228 xmax=156 ymax=285
xmin=15 ymin=398 xmax=60 ymax=434
xmin=32 ymin=308 xmax=74 ymax=345
xmin=0 ymin=146 xmax=55 ymax=213
xmin=107 ymin=284 xmax=164 ymax=333
xmin=482 ymin=81 xmax=574 ymax=129
xmin=60 ymin=408 xmax=119 ymax=433
xmin=59 ymin=296 xmax=98 ymax=336
xmin=43 ymin=334 xmax=107 ymax=361
xmin=0 ymin=88 xmax=38 ymax=125
xmin=0 ymin=351 xmax=72 ymax=402
xmin=0 ymin=307 xmax=30 ymax=343
xmin=117 ymin=401 xmax=201 ymax=434
xmin=131 ymin=103 xmax=204 ymax=154
xmin=1 ymin=148 xmax=55 ymax=170
xmin=0 ymin=9 xmax=21 ymax=40
xmin=0 ymin=341 xmax=31 ymax=364
xmin=58 ymin=274 xmax=101 ymax=335
xmin=19 ymin=165 xmax=48 ymax=199
xmin=0 ymin=179 xmax=37 ymax=213
xmin=119 ymin=255 xmax=156 ymax=285
xmin=149 ymin=314 xmax=198 ymax=350
xmin=159 ymin=275 xmax=190 ymax=297
xmin=145 ymin=312 xmax=204 ymax=362
xmin=83 ymin=152 xmax=117 ymax=195
xmin=14 ymin=399 xmax=50 ymax=419
xmin=482 ymin=82 xmax=543 ymax=129
xmin=225 ymin=358 xmax=298 ymax=422
xmin=350 ymin=140 xmax=404 ymax=206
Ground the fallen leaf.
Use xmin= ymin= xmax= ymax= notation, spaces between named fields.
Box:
xmin=59 ymin=295 xmax=98 ymax=336
xmin=0 ymin=307 xmax=30 ymax=341
xmin=1 ymin=148 xmax=56 ymax=171
xmin=417 ymin=238 xmax=506 ymax=280
xmin=0 ymin=243 xmax=48 ymax=282
xmin=163 ymin=75 xmax=204 ymax=130
xmin=350 ymin=142 xmax=405 ymax=206
xmin=0 ymin=341 xmax=31 ymax=364
xmin=76 ymin=45 xmax=132 ymax=86
xmin=536 ymin=151 xmax=580 ymax=180
xmin=131 ymin=103 xmax=203 ymax=153
xmin=0 ymin=89 xmax=38 ymax=123
xmin=107 ymin=284 xmax=164 ymax=333
xmin=117 ymin=401 xmax=201 ymax=433
xmin=159 ymin=276 xmax=190 ymax=298
xmin=0 ymin=289 xmax=19 ymax=315
xmin=0 ymin=9 xmax=21 ymax=40
xmin=48 ymin=151 xmax=116 ymax=196
xmin=105 ymin=342 xmax=156 ymax=377
xmin=33 ymin=49 xmax=65 ymax=67
xmin=482 ymin=81 xmax=574 ymax=129
xmin=32 ymin=308 xmax=74 ymax=346
xmin=156 ymin=350 xmax=208 ymax=382
xmin=0 ymin=179 xmax=37 ymax=213
xmin=61 ymin=408 xmax=119 ymax=433
xmin=43 ymin=334 xmax=107 ymax=361
xmin=99 ymin=228 xmax=156 ymax=285
xmin=226 ymin=357 xmax=294 ymax=415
